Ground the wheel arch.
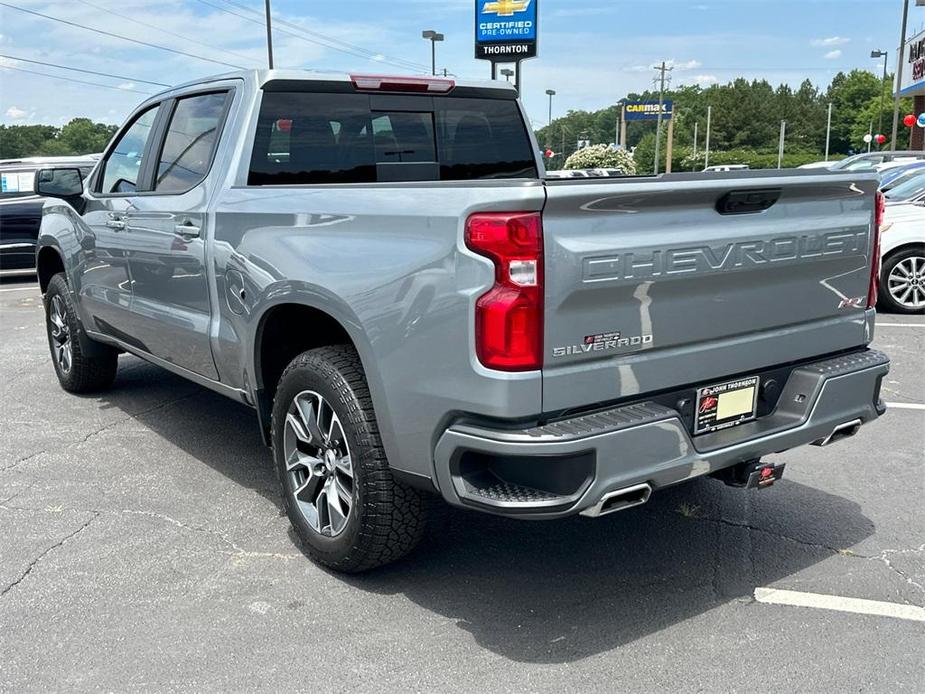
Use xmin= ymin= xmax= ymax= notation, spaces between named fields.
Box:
xmin=36 ymin=244 xmax=67 ymax=294
xmin=251 ymin=299 xmax=380 ymax=446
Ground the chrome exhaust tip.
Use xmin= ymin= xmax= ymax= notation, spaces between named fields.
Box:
xmin=812 ymin=418 xmax=862 ymax=447
xmin=580 ymin=483 xmax=652 ymax=518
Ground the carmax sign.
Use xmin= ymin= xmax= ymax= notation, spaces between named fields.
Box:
xmin=624 ymin=101 xmax=674 ymax=121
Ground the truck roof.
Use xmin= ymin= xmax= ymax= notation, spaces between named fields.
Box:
xmin=149 ymin=69 xmax=518 ymax=100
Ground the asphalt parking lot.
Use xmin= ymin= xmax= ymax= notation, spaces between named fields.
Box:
xmin=0 ymin=276 xmax=922 ymax=692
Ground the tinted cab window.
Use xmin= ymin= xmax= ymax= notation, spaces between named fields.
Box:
xmin=248 ymin=90 xmax=536 ymax=185
xmin=99 ymin=106 xmax=159 ymax=194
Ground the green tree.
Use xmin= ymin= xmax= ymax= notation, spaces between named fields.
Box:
xmin=55 ymin=118 xmax=117 ymax=155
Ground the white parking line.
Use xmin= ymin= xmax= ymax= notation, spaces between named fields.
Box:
xmin=876 ymin=323 xmax=925 ymax=328
xmin=886 ymin=402 xmax=925 ymax=411
xmin=0 ymin=286 xmax=38 ymax=293
xmin=754 ymin=587 xmax=925 ymax=623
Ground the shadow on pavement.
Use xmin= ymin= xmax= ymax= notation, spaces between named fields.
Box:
xmin=95 ymin=358 xmax=281 ymax=509
xmin=98 ymin=359 xmax=874 ymax=664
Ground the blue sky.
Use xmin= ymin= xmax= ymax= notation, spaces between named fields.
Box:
xmin=1 ymin=0 xmax=922 ymax=129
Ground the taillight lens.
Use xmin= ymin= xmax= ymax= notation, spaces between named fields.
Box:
xmin=465 ymin=212 xmax=543 ymax=371
xmin=868 ymin=191 xmax=884 ymax=308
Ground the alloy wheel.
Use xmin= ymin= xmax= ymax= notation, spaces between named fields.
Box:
xmin=887 ymin=256 xmax=925 ymax=310
xmin=283 ymin=390 xmax=354 ymax=537
xmin=49 ymin=294 xmax=73 ymax=374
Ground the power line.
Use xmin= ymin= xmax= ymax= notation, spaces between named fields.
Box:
xmin=0 ymin=2 xmax=245 ymax=70
xmin=191 ymin=0 xmax=429 ymax=73
xmin=0 ymin=64 xmax=153 ymax=94
xmin=215 ymin=0 xmax=431 ymax=72
xmin=73 ymin=0 xmax=260 ymax=68
xmin=0 ymin=54 xmax=170 ymax=87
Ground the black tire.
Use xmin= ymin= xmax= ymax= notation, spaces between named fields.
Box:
xmin=878 ymin=246 xmax=925 ymax=315
xmin=44 ymin=273 xmax=119 ymax=392
xmin=271 ymin=345 xmax=430 ymax=572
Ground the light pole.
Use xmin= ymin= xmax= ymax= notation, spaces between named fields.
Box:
xmin=264 ymin=0 xmax=273 ymax=69
xmin=421 ymin=30 xmax=444 ymax=76
xmin=500 ymin=68 xmax=514 ymax=82
xmin=890 ymin=0 xmax=912 ymax=150
xmin=871 ymin=50 xmax=889 ymax=140
xmin=546 ymin=89 xmax=556 ymax=127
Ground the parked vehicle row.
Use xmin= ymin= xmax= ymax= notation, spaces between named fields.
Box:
xmin=0 ymin=155 xmax=99 ymax=276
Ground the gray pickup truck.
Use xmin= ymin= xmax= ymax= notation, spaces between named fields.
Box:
xmin=34 ymin=71 xmax=889 ymax=572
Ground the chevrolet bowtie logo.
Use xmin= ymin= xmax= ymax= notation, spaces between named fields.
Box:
xmin=482 ymin=0 xmax=531 ymax=17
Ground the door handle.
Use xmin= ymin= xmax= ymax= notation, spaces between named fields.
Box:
xmin=105 ymin=219 xmax=125 ymax=230
xmin=174 ymin=223 xmax=201 ymax=239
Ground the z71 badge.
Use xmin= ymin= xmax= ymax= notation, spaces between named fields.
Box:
xmin=552 ymin=331 xmax=653 ymax=357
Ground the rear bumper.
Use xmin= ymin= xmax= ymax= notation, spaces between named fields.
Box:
xmin=433 ymin=349 xmax=890 ymax=519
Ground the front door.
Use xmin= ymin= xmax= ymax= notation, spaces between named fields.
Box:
xmin=122 ymin=91 xmax=230 ymax=380
xmin=78 ymin=104 xmax=162 ymax=344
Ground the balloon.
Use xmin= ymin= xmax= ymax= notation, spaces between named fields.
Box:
xmin=918 ymin=113 xmax=925 ymax=128
xmin=863 ymin=133 xmax=873 ymax=143
xmin=545 ymin=149 xmax=554 ymax=158
xmin=875 ymin=134 xmax=887 ymax=145
xmin=904 ymin=114 xmax=917 ymax=128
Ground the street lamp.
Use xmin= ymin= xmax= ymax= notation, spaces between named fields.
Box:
xmin=500 ymin=68 xmax=514 ymax=82
xmin=871 ymin=49 xmax=888 ymax=142
xmin=545 ymin=89 xmax=556 ymax=126
xmin=421 ymin=30 xmax=444 ymax=76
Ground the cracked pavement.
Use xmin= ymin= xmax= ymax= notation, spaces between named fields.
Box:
xmin=1 ymin=279 xmax=923 ymax=692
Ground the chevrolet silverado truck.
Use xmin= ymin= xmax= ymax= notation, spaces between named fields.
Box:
xmin=34 ymin=71 xmax=890 ymax=572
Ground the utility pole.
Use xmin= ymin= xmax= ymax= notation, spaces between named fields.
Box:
xmin=704 ymin=105 xmax=712 ymax=169
xmin=777 ymin=120 xmax=786 ymax=169
xmin=546 ymin=89 xmax=556 ymax=128
xmin=265 ymin=0 xmax=274 ymax=69
xmin=890 ymin=0 xmax=911 ymax=151
xmin=825 ymin=102 xmax=833 ymax=161
xmin=653 ymin=61 xmax=673 ymax=175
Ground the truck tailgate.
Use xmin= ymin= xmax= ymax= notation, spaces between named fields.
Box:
xmin=541 ymin=172 xmax=879 ymax=413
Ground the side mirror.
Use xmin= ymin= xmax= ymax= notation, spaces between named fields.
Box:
xmin=35 ymin=168 xmax=84 ymax=198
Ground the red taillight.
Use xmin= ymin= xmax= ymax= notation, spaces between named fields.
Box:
xmin=465 ymin=212 xmax=543 ymax=371
xmin=350 ymin=74 xmax=455 ymax=93
xmin=868 ymin=191 xmax=884 ymax=308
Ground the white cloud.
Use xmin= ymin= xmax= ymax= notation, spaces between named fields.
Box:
xmin=824 ymin=49 xmax=842 ymax=60
xmin=117 ymin=82 xmax=136 ymax=90
xmin=693 ymin=74 xmax=718 ymax=85
xmin=6 ymin=106 xmax=28 ymax=120
xmin=812 ymin=36 xmax=850 ymax=47
xmin=671 ymin=59 xmax=702 ymax=70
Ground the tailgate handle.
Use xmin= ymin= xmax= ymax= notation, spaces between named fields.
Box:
xmin=716 ymin=188 xmax=781 ymax=215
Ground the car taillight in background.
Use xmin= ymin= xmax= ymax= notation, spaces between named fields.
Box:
xmin=465 ymin=212 xmax=544 ymax=371
xmin=868 ymin=190 xmax=885 ymax=309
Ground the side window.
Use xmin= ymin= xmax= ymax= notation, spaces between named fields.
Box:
xmin=99 ymin=106 xmax=159 ymax=194
xmin=155 ymin=92 xmax=228 ymax=193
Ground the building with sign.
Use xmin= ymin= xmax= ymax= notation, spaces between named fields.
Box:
xmin=899 ymin=27 xmax=925 ymax=149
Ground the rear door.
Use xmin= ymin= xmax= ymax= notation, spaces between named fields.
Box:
xmin=541 ymin=173 xmax=879 ymax=412
xmin=122 ymin=89 xmax=232 ymax=379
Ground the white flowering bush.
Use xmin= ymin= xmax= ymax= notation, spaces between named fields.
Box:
xmin=564 ymin=144 xmax=636 ymax=174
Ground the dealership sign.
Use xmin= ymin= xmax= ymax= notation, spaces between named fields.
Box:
xmin=624 ymin=101 xmax=674 ymax=121
xmin=900 ymin=29 xmax=925 ymax=96
xmin=475 ymin=0 xmax=538 ymax=62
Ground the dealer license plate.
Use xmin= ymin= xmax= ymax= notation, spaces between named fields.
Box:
xmin=694 ymin=376 xmax=760 ymax=435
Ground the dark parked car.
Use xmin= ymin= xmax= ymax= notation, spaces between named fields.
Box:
xmin=0 ymin=155 xmax=99 ymax=276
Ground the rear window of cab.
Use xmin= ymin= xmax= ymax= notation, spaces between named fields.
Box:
xmin=248 ymin=92 xmax=538 ymax=185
